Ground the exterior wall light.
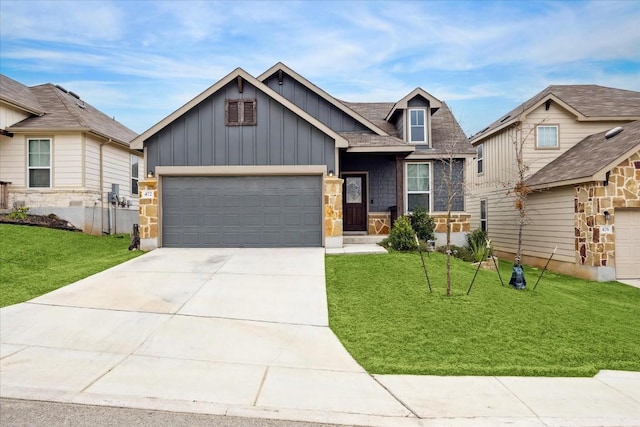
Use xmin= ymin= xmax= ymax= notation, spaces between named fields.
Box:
xmin=147 ymin=170 xmax=154 ymax=178
xmin=328 ymin=170 xmax=334 ymax=177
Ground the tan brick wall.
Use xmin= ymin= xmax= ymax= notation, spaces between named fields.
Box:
xmin=575 ymin=151 xmax=640 ymax=268
xmin=138 ymin=178 xmax=158 ymax=239
xmin=324 ymin=176 xmax=343 ymax=238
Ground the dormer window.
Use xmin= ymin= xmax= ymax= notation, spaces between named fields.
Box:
xmin=409 ymin=108 xmax=426 ymax=143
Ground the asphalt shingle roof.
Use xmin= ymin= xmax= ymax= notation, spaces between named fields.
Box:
xmin=526 ymin=120 xmax=640 ymax=188
xmin=470 ymin=85 xmax=640 ymax=144
xmin=341 ymin=100 xmax=474 ymax=154
xmin=2 ymin=77 xmax=137 ymax=146
xmin=0 ymin=74 xmax=44 ymax=114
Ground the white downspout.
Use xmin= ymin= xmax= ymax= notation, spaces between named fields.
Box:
xmin=99 ymin=138 xmax=112 ymax=234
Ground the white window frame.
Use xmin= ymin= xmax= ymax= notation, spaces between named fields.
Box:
xmin=480 ymin=199 xmax=487 ymax=232
xmin=405 ymin=162 xmax=431 ymax=214
xmin=131 ymin=155 xmax=139 ymax=197
xmin=536 ymin=125 xmax=559 ymax=149
xmin=477 ymin=144 xmax=484 ymax=174
xmin=408 ymin=108 xmax=427 ymax=144
xmin=27 ymin=138 xmax=52 ymax=188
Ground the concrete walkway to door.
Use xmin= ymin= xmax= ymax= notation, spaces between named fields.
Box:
xmin=1 ymin=248 xmax=639 ymax=427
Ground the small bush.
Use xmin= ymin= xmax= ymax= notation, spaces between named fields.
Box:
xmin=409 ymin=207 xmax=435 ymax=242
xmin=386 ymin=216 xmax=418 ymax=251
xmin=8 ymin=206 xmax=30 ymax=220
xmin=467 ymin=228 xmax=489 ymax=262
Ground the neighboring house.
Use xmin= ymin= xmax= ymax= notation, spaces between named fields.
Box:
xmin=131 ymin=63 xmax=474 ymax=250
xmin=467 ymin=85 xmax=640 ymax=281
xmin=0 ymin=74 xmax=142 ymax=234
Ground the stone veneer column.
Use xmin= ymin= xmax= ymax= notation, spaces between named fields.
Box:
xmin=324 ymin=176 xmax=343 ymax=248
xmin=574 ymin=151 xmax=640 ymax=280
xmin=138 ymin=178 xmax=158 ymax=250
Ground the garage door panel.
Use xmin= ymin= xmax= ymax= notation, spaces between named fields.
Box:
xmin=616 ymin=209 xmax=640 ymax=279
xmin=162 ymin=176 xmax=321 ymax=247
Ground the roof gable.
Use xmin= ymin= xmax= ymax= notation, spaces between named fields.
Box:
xmin=258 ymin=62 xmax=389 ymax=136
xmin=131 ymin=67 xmax=348 ymax=150
xmin=385 ymin=88 xmax=442 ymax=121
xmin=526 ymin=120 xmax=640 ymax=189
xmin=470 ymin=85 xmax=640 ymax=145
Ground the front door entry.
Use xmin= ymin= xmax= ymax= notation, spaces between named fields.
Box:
xmin=343 ymin=173 xmax=367 ymax=232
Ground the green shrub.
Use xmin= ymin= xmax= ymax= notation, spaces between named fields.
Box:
xmin=409 ymin=206 xmax=435 ymax=242
xmin=467 ymin=228 xmax=488 ymax=262
xmin=8 ymin=206 xmax=29 ymax=220
xmin=387 ymin=216 xmax=418 ymax=251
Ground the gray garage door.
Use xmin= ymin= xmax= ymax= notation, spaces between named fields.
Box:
xmin=162 ymin=175 xmax=322 ymax=247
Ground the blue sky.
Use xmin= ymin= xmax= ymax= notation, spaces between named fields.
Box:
xmin=1 ymin=0 xmax=639 ymax=136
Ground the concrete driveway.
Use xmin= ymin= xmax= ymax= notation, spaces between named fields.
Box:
xmin=2 ymin=248 xmax=640 ymax=427
xmin=0 ymin=248 xmax=411 ymax=425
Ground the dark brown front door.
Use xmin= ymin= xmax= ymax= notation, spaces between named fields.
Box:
xmin=343 ymin=173 xmax=367 ymax=231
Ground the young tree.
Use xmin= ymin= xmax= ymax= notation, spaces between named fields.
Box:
xmin=436 ymin=105 xmax=472 ymax=296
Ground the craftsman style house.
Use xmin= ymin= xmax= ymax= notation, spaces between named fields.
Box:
xmin=467 ymin=85 xmax=640 ymax=281
xmin=132 ymin=63 xmax=474 ymax=250
xmin=0 ymin=74 xmax=141 ymax=234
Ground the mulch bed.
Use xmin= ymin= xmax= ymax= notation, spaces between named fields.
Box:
xmin=0 ymin=213 xmax=81 ymax=232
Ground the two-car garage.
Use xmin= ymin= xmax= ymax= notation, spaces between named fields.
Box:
xmin=160 ymin=174 xmax=323 ymax=248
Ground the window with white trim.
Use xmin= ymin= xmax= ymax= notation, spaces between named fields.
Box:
xmin=406 ymin=162 xmax=430 ymax=212
xmin=477 ymin=144 xmax=484 ymax=174
xmin=480 ymin=199 xmax=487 ymax=232
xmin=225 ymin=99 xmax=256 ymax=126
xmin=131 ymin=155 xmax=139 ymax=196
xmin=537 ymin=125 xmax=558 ymax=148
xmin=28 ymin=138 xmax=51 ymax=188
xmin=409 ymin=108 xmax=426 ymax=143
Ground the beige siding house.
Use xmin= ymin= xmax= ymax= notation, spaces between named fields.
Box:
xmin=467 ymin=85 xmax=640 ymax=281
xmin=0 ymin=74 xmax=142 ymax=234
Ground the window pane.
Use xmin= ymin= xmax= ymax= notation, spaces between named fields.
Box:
xmin=411 ymin=126 xmax=424 ymax=142
xmin=408 ymin=193 xmax=429 ymax=212
xmin=407 ymin=164 xmax=430 ymax=191
xmin=411 ymin=110 xmax=424 ymax=126
xmin=29 ymin=169 xmax=50 ymax=187
xmin=346 ymin=177 xmax=362 ymax=203
xmin=131 ymin=178 xmax=139 ymax=195
xmin=28 ymin=139 xmax=50 ymax=166
xmin=537 ymin=126 xmax=558 ymax=147
xmin=480 ymin=200 xmax=487 ymax=219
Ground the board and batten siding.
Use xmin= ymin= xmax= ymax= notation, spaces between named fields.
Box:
xmin=146 ymin=80 xmax=335 ymax=171
xmin=263 ymin=73 xmax=369 ymax=133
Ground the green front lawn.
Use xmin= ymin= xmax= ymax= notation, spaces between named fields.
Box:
xmin=326 ymin=251 xmax=640 ymax=377
xmin=0 ymin=224 xmax=143 ymax=307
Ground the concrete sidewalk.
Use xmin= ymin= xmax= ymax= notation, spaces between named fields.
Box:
xmin=1 ymin=248 xmax=639 ymax=427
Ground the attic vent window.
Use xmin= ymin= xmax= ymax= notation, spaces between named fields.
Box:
xmin=225 ymin=99 xmax=257 ymax=126
xmin=500 ymin=115 xmax=510 ymax=123
xmin=605 ymin=126 xmax=623 ymax=140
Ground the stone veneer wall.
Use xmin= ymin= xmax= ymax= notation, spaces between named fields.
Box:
xmin=138 ymin=178 xmax=158 ymax=249
xmin=432 ymin=213 xmax=472 ymax=233
xmin=324 ymin=176 xmax=343 ymax=247
xmin=368 ymin=212 xmax=390 ymax=235
xmin=574 ymin=151 xmax=640 ymax=272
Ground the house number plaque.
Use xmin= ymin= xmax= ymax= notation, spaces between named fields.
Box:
xmin=141 ymin=190 xmax=154 ymax=199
